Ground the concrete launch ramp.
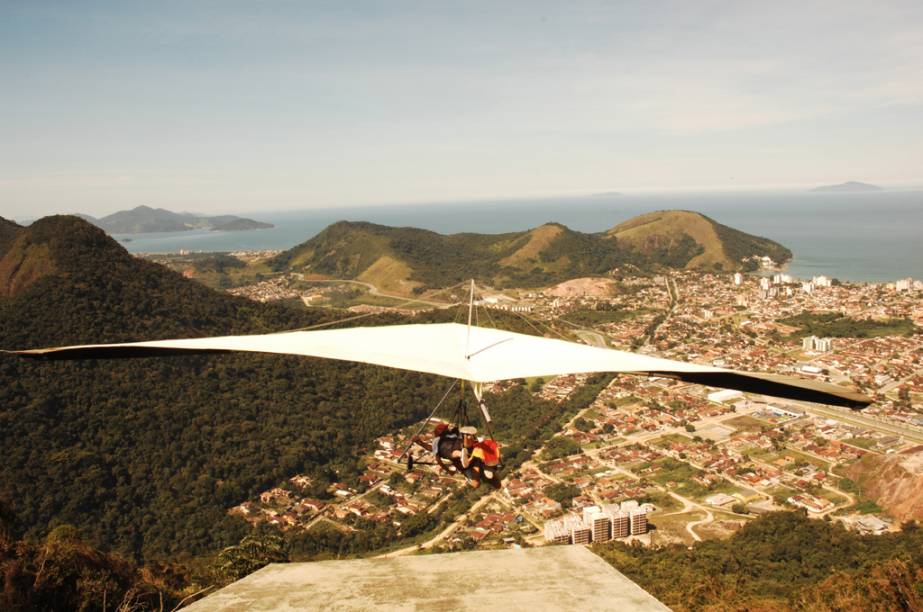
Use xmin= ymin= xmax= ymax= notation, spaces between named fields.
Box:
xmin=186 ymin=545 xmax=670 ymax=611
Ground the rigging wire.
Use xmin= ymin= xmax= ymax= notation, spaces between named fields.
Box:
xmin=397 ymin=379 xmax=459 ymax=462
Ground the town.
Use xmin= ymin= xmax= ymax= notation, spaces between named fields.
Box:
xmin=219 ymin=261 xmax=921 ymax=552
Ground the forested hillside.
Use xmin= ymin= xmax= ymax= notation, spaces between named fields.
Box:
xmin=0 ymin=216 xmax=447 ymax=562
xmin=595 ymin=511 xmax=923 ymax=611
xmin=267 ymin=211 xmax=792 ymax=291
xmin=0 ymin=215 xmax=587 ymax=569
xmin=0 ymin=217 xmax=21 ymax=258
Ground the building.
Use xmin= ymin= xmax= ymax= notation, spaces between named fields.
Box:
xmin=629 ymin=510 xmax=648 ymax=535
xmin=802 ymin=336 xmax=833 ymax=352
xmin=772 ymin=273 xmax=793 ymax=284
xmin=812 ymin=275 xmax=832 ymax=288
xmin=787 ymin=494 xmax=832 ymax=514
xmin=708 ymin=389 xmax=744 ymax=403
xmin=704 ymin=493 xmax=737 ymax=507
xmin=733 ymin=273 xmax=743 ymax=285
xmin=759 ymin=277 xmax=771 ymax=291
xmin=855 ymin=515 xmax=889 ymax=535
xmin=570 ymin=523 xmax=592 ymax=545
xmin=619 ymin=500 xmax=640 ymax=513
xmin=611 ymin=512 xmax=630 ymax=538
xmin=544 ymin=520 xmax=571 ymax=545
xmin=583 ymin=506 xmax=613 ymax=542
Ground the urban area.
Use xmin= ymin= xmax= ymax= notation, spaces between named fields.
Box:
xmin=185 ymin=257 xmax=923 ymax=552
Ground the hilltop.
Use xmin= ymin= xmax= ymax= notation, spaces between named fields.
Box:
xmin=79 ymin=205 xmax=273 ymax=234
xmin=812 ymin=181 xmax=883 ymax=192
xmin=606 ymin=210 xmax=790 ymax=272
xmin=268 ymin=211 xmax=790 ymax=292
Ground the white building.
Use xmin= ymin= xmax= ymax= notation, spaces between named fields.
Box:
xmin=802 ymin=336 xmax=833 ymax=352
xmin=772 ymin=273 xmax=793 ymax=284
xmin=812 ymin=275 xmax=833 ymax=288
xmin=733 ymin=272 xmax=743 ymax=285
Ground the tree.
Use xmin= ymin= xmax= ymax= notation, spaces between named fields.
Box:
xmin=215 ymin=532 xmax=289 ymax=583
xmin=574 ymin=417 xmax=594 ymax=433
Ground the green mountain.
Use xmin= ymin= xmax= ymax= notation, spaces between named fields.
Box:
xmin=607 ymin=210 xmax=792 ymax=272
xmin=0 ymin=216 xmax=443 ymax=562
xmin=81 ymin=205 xmax=273 ymax=234
xmin=0 ymin=215 xmax=574 ymax=569
xmin=268 ymin=211 xmax=791 ymax=291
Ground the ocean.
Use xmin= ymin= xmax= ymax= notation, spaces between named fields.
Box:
xmin=114 ymin=190 xmax=923 ymax=283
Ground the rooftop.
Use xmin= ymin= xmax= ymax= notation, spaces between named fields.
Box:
xmin=185 ymin=546 xmax=669 ymax=611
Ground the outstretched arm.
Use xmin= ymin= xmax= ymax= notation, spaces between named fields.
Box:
xmin=411 ymin=436 xmax=431 ymax=452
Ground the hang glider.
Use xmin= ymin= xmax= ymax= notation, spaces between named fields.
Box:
xmin=5 ymin=322 xmax=871 ymax=409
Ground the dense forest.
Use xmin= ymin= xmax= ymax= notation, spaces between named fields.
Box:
xmin=0 ymin=216 xmax=614 ymax=609
xmin=595 ymin=511 xmax=923 ymax=611
xmin=0 ymin=217 xmax=452 ymax=563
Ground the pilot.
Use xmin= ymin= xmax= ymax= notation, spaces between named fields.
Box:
xmin=411 ymin=422 xmax=461 ymax=474
xmin=459 ymin=425 xmax=484 ymax=488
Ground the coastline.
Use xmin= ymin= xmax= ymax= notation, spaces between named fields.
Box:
xmin=109 ymin=191 xmax=921 ymax=284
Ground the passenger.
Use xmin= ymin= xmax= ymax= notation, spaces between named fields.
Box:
xmin=411 ymin=422 xmax=461 ymax=474
xmin=474 ymin=438 xmax=503 ymax=489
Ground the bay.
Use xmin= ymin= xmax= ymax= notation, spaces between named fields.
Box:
xmin=116 ymin=190 xmax=923 ymax=283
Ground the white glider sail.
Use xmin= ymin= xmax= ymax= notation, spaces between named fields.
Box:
xmin=6 ymin=322 xmax=871 ymax=409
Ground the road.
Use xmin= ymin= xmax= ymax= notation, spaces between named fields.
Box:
xmin=643 ymin=276 xmax=678 ymax=347
xmin=377 ymin=490 xmax=499 ymax=558
xmin=791 ymin=401 xmax=923 ymax=444
xmin=298 ymin=277 xmax=452 ymax=308
xmin=669 ymin=492 xmax=714 ymax=543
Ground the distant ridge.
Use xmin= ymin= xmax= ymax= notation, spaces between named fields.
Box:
xmin=811 ymin=181 xmax=883 ymax=192
xmin=0 ymin=216 xmax=22 ymax=259
xmin=268 ymin=210 xmax=791 ymax=292
xmin=79 ymin=205 xmax=273 ymax=234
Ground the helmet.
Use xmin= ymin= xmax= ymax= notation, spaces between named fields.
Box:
xmin=433 ymin=422 xmax=449 ymax=435
xmin=459 ymin=425 xmax=477 ymax=436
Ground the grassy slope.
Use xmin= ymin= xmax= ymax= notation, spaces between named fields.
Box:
xmin=267 ymin=212 xmax=792 ymax=291
xmin=607 ymin=210 xmax=722 ymax=269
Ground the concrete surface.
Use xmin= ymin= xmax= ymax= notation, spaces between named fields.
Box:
xmin=185 ymin=545 xmax=671 ymax=611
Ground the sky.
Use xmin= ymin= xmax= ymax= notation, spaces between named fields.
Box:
xmin=2 ymin=0 xmax=922 ymax=219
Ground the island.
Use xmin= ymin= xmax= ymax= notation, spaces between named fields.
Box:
xmin=811 ymin=181 xmax=883 ymax=192
xmin=77 ymin=205 xmax=273 ymax=234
